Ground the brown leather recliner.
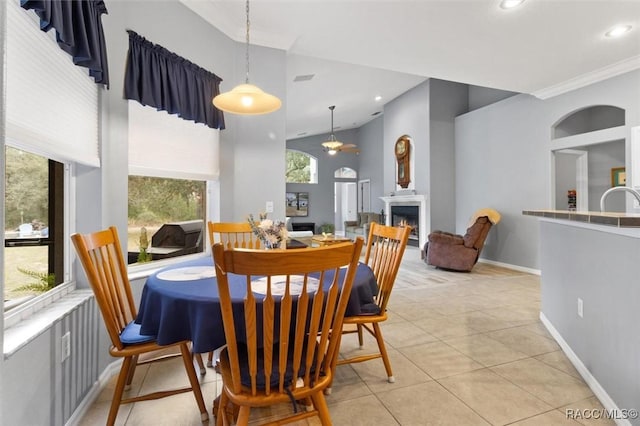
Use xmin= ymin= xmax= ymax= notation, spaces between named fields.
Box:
xmin=424 ymin=208 xmax=500 ymax=272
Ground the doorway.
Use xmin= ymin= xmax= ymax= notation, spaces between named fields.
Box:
xmin=553 ymin=149 xmax=588 ymax=211
xmin=334 ymin=182 xmax=357 ymax=235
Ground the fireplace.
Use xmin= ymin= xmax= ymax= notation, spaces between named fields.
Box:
xmin=380 ymin=194 xmax=427 ymax=249
xmin=390 ymin=205 xmax=419 ymax=246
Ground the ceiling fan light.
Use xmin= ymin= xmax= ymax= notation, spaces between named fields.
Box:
xmin=328 ymin=149 xmax=338 ymax=155
xmin=321 ymin=140 xmax=344 ymax=150
xmin=213 ymin=83 xmax=281 ymax=115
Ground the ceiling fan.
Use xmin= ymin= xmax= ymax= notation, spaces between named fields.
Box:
xmin=321 ymin=105 xmax=359 ymax=155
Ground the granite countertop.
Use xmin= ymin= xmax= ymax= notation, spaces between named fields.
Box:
xmin=522 ymin=209 xmax=640 ymax=227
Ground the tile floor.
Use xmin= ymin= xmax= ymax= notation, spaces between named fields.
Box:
xmin=79 ymin=246 xmax=611 ymax=425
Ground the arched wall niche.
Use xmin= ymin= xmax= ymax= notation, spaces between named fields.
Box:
xmin=552 ymin=105 xmax=625 ymax=139
xmin=551 ymin=104 xmax=627 ymax=212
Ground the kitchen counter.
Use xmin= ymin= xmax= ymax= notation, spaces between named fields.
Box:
xmin=522 ymin=209 xmax=640 ymax=227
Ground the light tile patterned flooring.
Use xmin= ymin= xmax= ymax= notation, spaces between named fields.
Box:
xmin=80 ymin=247 xmax=611 ymax=425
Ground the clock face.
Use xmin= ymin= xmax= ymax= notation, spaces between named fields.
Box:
xmin=395 ymin=140 xmax=406 ymax=156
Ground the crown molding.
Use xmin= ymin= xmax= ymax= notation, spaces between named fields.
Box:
xmin=532 ymin=55 xmax=640 ymax=100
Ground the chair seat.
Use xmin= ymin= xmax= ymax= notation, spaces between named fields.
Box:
xmin=120 ymin=321 xmax=156 ymax=345
xmin=344 ymin=311 xmax=387 ymax=324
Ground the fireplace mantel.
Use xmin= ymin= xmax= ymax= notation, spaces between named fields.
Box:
xmin=380 ymin=194 xmax=427 ymax=249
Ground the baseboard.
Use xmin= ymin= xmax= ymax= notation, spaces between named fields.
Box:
xmin=65 ymin=359 xmax=122 ymax=426
xmin=477 ymin=258 xmax=541 ymax=275
xmin=539 ymin=313 xmax=631 ymax=426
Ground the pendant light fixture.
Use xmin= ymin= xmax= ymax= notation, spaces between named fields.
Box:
xmin=212 ymin=0 xmax=281 ymax=115
xmin=321 ymin=106 xmax=343 ymax=155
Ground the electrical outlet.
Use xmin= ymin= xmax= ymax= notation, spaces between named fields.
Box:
xmin=61 ymin=331 xmax=71 ymax=361
xmin=577 ymin=298 xmax=584 ymax=318
xmin=265 ymin=201 xmax=274 ymax=213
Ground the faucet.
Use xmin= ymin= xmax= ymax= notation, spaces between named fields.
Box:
xmin=599 ymin=186 xmax=640 ymax=212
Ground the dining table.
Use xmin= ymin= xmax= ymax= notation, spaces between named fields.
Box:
xmin=136 ymin=255 xmax=379 ymax=354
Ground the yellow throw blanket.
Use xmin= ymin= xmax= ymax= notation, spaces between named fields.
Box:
xmin=468 ymin=208 xmax=501 ymax=227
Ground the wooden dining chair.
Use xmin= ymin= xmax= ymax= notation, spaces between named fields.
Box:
xmin=334 ymin=222 xmax=411 ymax=383
xmin=208 ymin=221 xmax=262 ymax=250
xmin=195 ymin=221 xmax=264 ymax=371
xmin=212 ymin=238 xmax=364 ymax=426
xmin=71 ymin=227 xmax=208 ymax=426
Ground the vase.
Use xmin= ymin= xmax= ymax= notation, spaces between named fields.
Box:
xmin=264 ymin=240 xmax=281 ymax=250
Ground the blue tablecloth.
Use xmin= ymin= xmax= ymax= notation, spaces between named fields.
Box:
xmin=136 ymin=256 xmax=378 ymax=353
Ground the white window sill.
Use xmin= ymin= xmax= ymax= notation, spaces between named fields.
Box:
xmin=4 ymin=289 xmax=93 ymax=359
xmin=3 ymin=253 xmax=209 ymax=359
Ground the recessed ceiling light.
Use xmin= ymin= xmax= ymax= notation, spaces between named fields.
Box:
xmin=375 ymin=95 xmax=382 ymax=102
xmin=605 ymin=24 xmax=632 ymax=38
xmin=499 ymin=0 xmax=525 ymax=9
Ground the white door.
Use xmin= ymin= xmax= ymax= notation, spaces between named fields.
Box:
xmin=359 ymin=179 xmax=371 ymax=212
xmin=335 ymin=182 xmax=357 ymax=233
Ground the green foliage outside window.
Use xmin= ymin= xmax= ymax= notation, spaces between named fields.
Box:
xmin=128 ymin=176 xmax=205 ymax=226
xmin=4 ymin=147 xmax=48 ymax=229
xmin=286 ymin=150 xmax=311 ymax=183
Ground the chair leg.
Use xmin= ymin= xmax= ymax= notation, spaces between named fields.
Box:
xmin=372 ymin=322 xmax=394 ymax=383
xmin=180 ymin=343 xmax=209 ymax=422
xmin=194 ymin=352 xmax=206 ymax=375
xmin=108 ymin=356 xmax=133 ymax=426
xmin=357 ymin=324 xmax=364 ymax=348
xmin=311 ymin=391 xmax=332 ymax=425
xmin=124 ymin=354 xmax=139 ymax=388
xmin=236 ymin=406 xmax=251 ymax=426
xmin=215 ymin=391 xmax=229 ymax=426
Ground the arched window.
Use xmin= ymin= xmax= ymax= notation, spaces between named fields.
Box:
xmin=334 ymin=167 xmax=357 ymax=179
xmin=286 ymin=150 xmax=318 ymax=183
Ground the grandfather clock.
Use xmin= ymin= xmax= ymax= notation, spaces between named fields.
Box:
xmin=395 ymin=135 xmax=411 ymax=188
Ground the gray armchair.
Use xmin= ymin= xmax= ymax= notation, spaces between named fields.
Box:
xmin=345 ymin=212 xmax=382 ymax=241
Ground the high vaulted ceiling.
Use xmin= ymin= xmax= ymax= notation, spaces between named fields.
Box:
xmin=181 ymin=0 xmax=640 ymax=140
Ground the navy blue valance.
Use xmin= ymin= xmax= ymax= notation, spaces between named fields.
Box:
xmin=20 ymin=0 xmax=110 ymax=87
xmin=124 ymin=30 xmax=225 ymax=130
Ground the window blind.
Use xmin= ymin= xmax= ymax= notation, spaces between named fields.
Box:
xmin=128 ymin=101 xmax=220 ymax=181
xmin=6 ymin=0 xmax=99 ymax=167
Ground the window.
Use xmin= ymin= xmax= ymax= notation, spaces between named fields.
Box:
xmin=286 ymin=150 xmax=318 ymax=184
xmin=4 ymin=147 xmax=64 ymax=308
xmin=127 ymin=176 xmax=206 ymax=264
xmin=334 ymin=167 xmax=357 ymax=179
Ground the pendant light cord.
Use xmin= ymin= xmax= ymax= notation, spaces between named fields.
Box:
xmin=245 ymin=0 xmax=250 ymax=84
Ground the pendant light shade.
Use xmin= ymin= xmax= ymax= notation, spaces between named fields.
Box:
xmin=213 ymin=83 xmax=281 ymax=115
xmin=321 ymin=105 xmax=343 ymax=152
xmin=212 ymin=0 xmax=281 ymax=115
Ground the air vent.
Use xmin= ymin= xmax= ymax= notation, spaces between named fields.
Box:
xmin=371 ymin=111 xmax=382 ymax=116
xmin=297 ymin=132 xmax=307 ymax=136
xmin=293 ymin=74 xmax=315 ymax=82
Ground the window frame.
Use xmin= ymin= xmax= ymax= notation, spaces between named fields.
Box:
xmin=4 ymin=160 xmax=74 ymax=328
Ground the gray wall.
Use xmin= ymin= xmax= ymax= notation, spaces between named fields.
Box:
xmin=383 ymin=81 xmax=430 ymax=197
xmin=382 ymin=79 xmax=468 ymax=235
xmin=356 ymin=116 xmax=385 ymax=214
xmin=455 ymin=69 xmax=640 ymax=269
xmin=540 ymin=221 xmax=640 ymax=420
xmin=468 ymin=85 xmax=517 ymax=112
xmin=286 ymin=129 xmax=359 ymax=232
xmin=428 ymin=79 xmax=468 ymax=233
